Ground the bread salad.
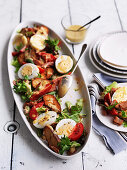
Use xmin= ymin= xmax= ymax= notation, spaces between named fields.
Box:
xmin=99 ymin=82 xmax=127 ymax=127
xmin=11 ymin=25 xmax=86 ymax=155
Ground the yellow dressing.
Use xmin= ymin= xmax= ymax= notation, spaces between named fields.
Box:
xmin=66 ymin=25 xmax=86 ymax=43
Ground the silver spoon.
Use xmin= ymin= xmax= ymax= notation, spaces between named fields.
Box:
xmin=58 ymin=44 xmax=87 ymax=98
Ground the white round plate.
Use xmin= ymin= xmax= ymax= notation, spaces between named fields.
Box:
xmin=89 ymin=42 xmax=127 ymax=78
xmin=92 ymin=37 xmax=127 ymax=74
xmin=98 ymin=32 xmax=127 ymax=69
xmin=96 ymin=83 xmax=127 ymax=132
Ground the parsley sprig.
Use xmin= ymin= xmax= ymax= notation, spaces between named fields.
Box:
xmin=58 ymin=136 xmax=81 ymax=155
xmin=45 ymin=37 xmax=61 ymax=54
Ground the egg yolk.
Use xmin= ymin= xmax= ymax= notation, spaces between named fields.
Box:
xmin=57 ymin=56 xmax=72 ymax=73
xmin=38 ymin=114 xmax=50 ymax=126
xmin=56 ymin=122 xmax=74 ymax=136
xmin=21 ymin=65 xmax=33 ymax=76
xmin=113 ymin=87 xmax=127 ymax=103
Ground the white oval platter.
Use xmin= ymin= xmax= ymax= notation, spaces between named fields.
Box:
xmin=7 ymin=21 xmax=92 ymax=159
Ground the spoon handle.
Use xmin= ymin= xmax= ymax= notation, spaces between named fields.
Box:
xmin=71 ymin=44 xmax=87 ymax=75
xmin=77 ymin=16 xmax=101 ymax=31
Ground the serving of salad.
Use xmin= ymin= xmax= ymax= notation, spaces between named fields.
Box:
xmin=99 ymin=82 xmax=127 ymax=127
xmin=11 ymin=24 xmax=86 ymax=155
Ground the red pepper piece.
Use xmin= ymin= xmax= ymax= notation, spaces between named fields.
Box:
xmin=30 ymin=83 xmax=52 ymax=101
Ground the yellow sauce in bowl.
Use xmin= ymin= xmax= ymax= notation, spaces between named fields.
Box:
xmin=65 ymin=25 xmax=86 ymax=43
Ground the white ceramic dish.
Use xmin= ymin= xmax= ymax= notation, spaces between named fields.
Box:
xmin=98 ymin=32 xmax=127 ymax=69
xmin=92 ymin=37 xmax=127 ymax=74
xmin=89 ymin=41 xmax=127 ymax=78
xmin=96 ymin=83 xmax=127 ymax=132
xmin=7 ymin=21 xmax=92 ymax=159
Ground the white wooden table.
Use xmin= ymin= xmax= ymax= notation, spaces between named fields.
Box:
xmin=1 ymin=0 xmax=127 ymax=169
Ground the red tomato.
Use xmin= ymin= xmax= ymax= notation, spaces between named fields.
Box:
xmin=104 ymin=93 xmax=111 ymax=105
xmin=12 ymin=51 xmax=19 ymax=56
xmin=68 ymin=123 xmax=84 ymax=141
xmin=30 ymin=83 xmax=52 ymax=101
xmin=29 ymin=102 xmax=44 ymax=120
xmin=38 ymin=66 xmax=45 ymax=74
xmin=108 ymin=108 xmax=118 ymax=116
xmin=29 ymin=110 xmax=38 ymax=120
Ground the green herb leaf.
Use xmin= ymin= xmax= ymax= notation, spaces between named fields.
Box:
xmin=37 ymin=73 xmax=42 ymax=78
xmin=26 ymin=31 xmax=33 ymax=37
xmin=121 ymin=111 xmax=127 ymax=118
xmin=24 ymin=75 xmax=29 ymax=80
xmin=13 ymin=80 xmax=32 ymax=101
xmin=12 ymin=57 xmax=21 ymax=73
xmin=58 ymin=136 xmax=81 ymax=155
xmin=15 ymin=43 xmax=24 ymax=52
xmin=123 ymin=121 xmax=127 ymax=127
xmin=36 ymin=107 xmax=47 ymax=113
xmin=26 ymin=58 xmax=34 ymax=64
xmin=105 ymin=101 xmax=118 ymax=110
xmin=65 ymin=101 xmax=72 ymax=111
xmin=103 ymin=82 xmax=118 ymax=96
xmin=45 ymin=37 xmax=61 ymax=54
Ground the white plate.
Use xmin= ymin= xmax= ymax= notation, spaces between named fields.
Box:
xmin=89 ymin=41 xmax=127 ymax=78
xmin=92 ymin=37 xmax=127 ymax=74
xmin=98 ymin=32 xmax=127 ymax=69
xmin=7 ymin=21 xmax=92 ymax=159
xmin=96 ymin=83 xmax=127 ymax=132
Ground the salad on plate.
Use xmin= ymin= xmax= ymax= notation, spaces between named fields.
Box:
xmin=99 ymin=82 xmax=127 ymax=127
xmin=11 ymin=24 xmax=87 ymax=155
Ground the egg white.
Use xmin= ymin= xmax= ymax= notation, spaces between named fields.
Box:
xmin=55 ymin=55 xmax=73 ymax=74
xmin=13 ymin=33 xmax=28 ymax=50
xmin=30 ymin=34 xmax=46 ymax=51
xmin=55 ymin=119 xmax=76 ymax=138
xmin=18 ymin=63 xmax=39 ymax=80
xmin=112 ymin=86 xmax=127 ymax=103
xmin=33 ymin=111 xmax=57 ymax=129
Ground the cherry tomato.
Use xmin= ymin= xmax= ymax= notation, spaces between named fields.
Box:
xmin=29 ymin=102 xmax=44 ymax=120
xmin=38 ymin=66 xmax=45 ymax=74
xmin=30 ymin=83 xmax=52 ymax=101
xmin=68 ymin=123 xmax=84 ymax=141
xmin=29 ymin=110 xmax=38 ymax=120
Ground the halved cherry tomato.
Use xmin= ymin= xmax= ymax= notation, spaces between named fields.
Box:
xmin=30 ymin=83 xmax=52 ymax=101
xmin=38 ymin=66 xmax=45 ymax=74
xmin=29 ymin=101 xmax=44 ymax=120
xmin=68 ymin=123 xmax=84 ymax=141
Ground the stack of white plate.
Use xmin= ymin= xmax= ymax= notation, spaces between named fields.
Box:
xmin=89 ymin=31 xmax=127 ymax=78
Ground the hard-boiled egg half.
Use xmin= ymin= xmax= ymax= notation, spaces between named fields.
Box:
xmin=18 ymin=63 xmax=39 ymax=80
xmin=13 ymin=33 xmax=28 ymax=50
xmin=112 ymin=86 xmax=127 ymax=103
xmin=33 ymin=111 xmax=57 ymax=129
xmin=55 ymin=55 xmax=73 ymax=74
xmin=55 ymin=119 xmax=76 ymax=138
xmin=30 ymin=34 xmax=46 ymax=51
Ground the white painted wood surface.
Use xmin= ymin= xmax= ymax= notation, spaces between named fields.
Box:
xmin=1 ymin=0 xmax=127 ymax=169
